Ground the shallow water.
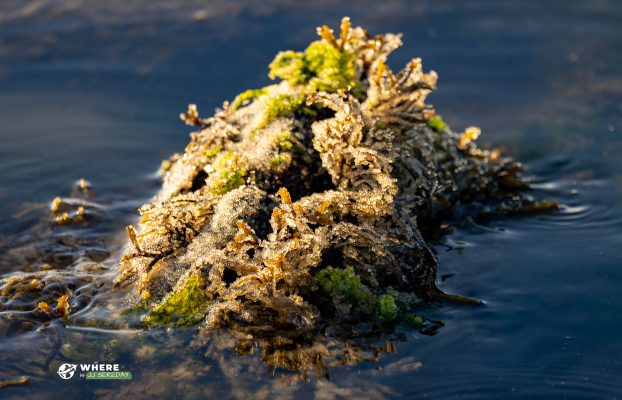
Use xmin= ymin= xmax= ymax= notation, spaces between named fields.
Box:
xmin=1 ymin=0 xmax=621 ymax=398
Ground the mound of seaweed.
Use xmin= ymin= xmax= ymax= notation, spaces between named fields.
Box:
xmin=116 ymin=18 xmax=549 ymax=374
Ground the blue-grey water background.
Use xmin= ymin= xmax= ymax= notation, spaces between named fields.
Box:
xmin=1 ymin=0 xmax=621 ymax=398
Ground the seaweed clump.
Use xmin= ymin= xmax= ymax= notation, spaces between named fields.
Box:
xmin=117 ymin=18 xmax=546 ymax=375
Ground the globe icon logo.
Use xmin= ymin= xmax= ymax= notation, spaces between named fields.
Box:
xmin=57 ymin=363 xmax=77 ymax=379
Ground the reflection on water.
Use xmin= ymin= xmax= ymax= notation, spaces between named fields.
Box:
xmin=1 ymin=0 xmax=622 ymax=398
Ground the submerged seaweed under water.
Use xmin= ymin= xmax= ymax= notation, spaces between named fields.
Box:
xmin=1 ymin=1 xmax=622 ymax=399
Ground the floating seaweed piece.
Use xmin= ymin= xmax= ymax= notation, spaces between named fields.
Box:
xmin=54 ymin=295 xmax=70 ymax=319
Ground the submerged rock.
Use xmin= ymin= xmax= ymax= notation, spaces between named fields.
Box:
xmin=117 ymin=17 xmax=545 ymax=346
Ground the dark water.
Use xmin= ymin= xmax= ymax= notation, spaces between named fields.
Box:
xmin=1 ymin=0 xmax=621 ymax=398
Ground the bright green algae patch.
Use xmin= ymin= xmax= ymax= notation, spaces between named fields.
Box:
xmin=259 ymin=93 xmax=310 ymax=129
xmin=144 ymin=274 xmax=208 ymax=326
xmin=427 ymin=115 xmax=448 ymax=131
xmin=231 ymin=34 xmax=359 ymax=130
xmin=207 ymin=151 xmax=247 ymax=195
xmin=231 ymin=88 xmax=268 ymax=111
xmin=269 ymin=40 xmax=358 ymax=93
xmin=315 ymin=266 xmax=423 ymax=323
xmin=315 ymin=266 xmax=374 ymax=305
xmin=204 ymin=143 xmax=223 ymax=159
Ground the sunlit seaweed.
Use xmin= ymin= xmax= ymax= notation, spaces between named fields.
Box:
xmin=110 ymin=17 xmax=550 ymax=376
xmin=0 ymin=18 xmax=552 ymax=381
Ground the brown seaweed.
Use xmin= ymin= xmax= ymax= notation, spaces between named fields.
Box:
xmin=111 ymin=18 xmax=541 ymax=375
xmin=0 ymin=18 xmax=549 ymax=380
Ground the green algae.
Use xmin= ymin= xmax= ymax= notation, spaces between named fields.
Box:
xmin=377 ymin=294 xmax=399 ymax=320
xmin=159 ymin=159 xmax=172 ymax=174
xmin=255 ymin=33 xmax=360 ymax=129
xmin=270 ymin=154 xmax=290 ymax=169
xmin=207 ymin=151 xmax=247 ymax=195
xmin=427 ymin=115 xmax=448 ymax=131
xmin=204 ymin=143 xmax=223 ymax=159
xmin=315 ymin=266 xmax=374 ymax=305
xmin=274 ymin=131 xmax=294 ymax=151
xmin=259 ymin=94 xmax=308 ymax=129
xmin=269 ymin=51 xmax=308 ymax=85
xmin=144 ymin=274 xmax=208 ymax=326
xmin=314 ymin=266 xmax=423 ymax=323
xmin=270 ymin=40 xmax=358 ymax=93
xmin=231 ymin=88 xmax=268 ymax=111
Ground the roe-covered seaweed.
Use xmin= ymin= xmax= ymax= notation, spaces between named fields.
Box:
xmin=0 ymin=18 xmax=558 ymax=381
xmin=117 ymin=17 xmax=547 ymax=348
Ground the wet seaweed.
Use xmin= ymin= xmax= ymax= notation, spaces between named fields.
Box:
xmin=110 ymin=18 xmax=550 ymax=377
xmin=0 ymin=18 xmax=553 ymax=381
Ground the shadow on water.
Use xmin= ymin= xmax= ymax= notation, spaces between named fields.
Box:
xmin=1 ymin=0 xmax=622 ymax=398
